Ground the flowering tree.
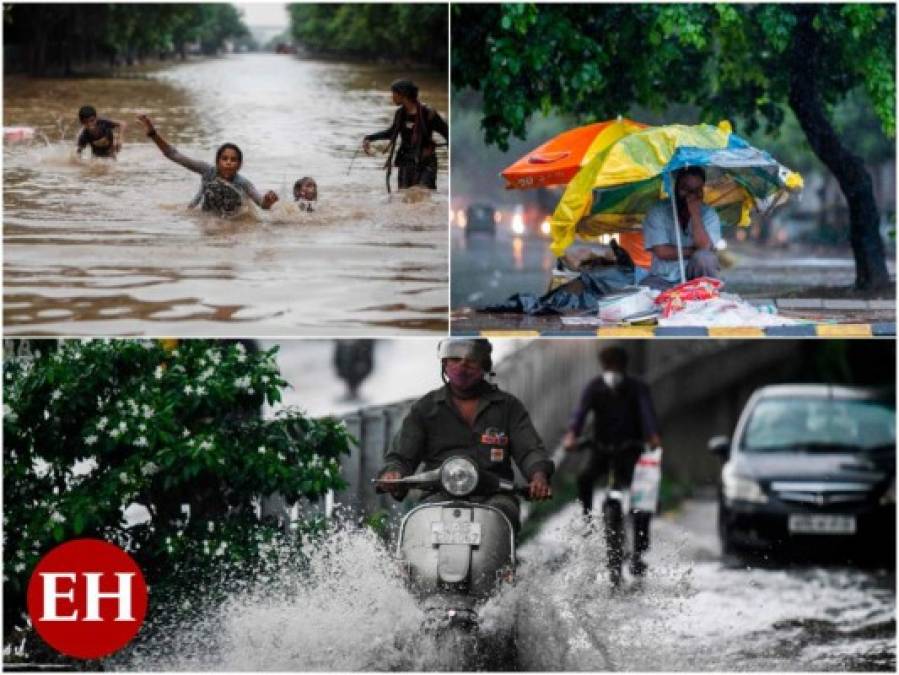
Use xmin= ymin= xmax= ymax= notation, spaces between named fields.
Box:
xmin=3 ymin=339 xmax=352 ymax=654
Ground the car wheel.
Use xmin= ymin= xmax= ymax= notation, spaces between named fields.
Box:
xmin=718 ymin=502 xmax=739 ymax=557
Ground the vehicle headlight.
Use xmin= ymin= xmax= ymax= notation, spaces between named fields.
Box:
xmin=441 ymin=457 xmax=479 ymax=497
xmin=722 ymin=465 xmax=768 ymax=504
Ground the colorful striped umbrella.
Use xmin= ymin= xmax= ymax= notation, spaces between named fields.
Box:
xmin=549 ymin=121 xmax=804 ymax=280
xmin=500 ymin=118 xmax=647 ymax=190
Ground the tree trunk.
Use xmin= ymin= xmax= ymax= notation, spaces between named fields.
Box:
xmin=787 ymin=6 xmax=890 ymax=291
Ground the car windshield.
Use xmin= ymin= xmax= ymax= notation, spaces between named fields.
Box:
xmin=742 ymin=397 xmax=895 ymax=453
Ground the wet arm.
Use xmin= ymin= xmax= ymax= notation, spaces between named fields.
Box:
xmin=381 ymin=403 xmax=427 ymax=477
xmin=567 ymin=380 xmax=597 ymax=437
xmin=431 ymin=110 xmax=448 ymax=141
xmin=652 ymin=244 xmax=697 ymax=260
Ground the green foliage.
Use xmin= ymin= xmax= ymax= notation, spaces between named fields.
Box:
xmin=3 ymin=339 xmax=352 ymax=649
xmin=452 ymin=3 xmax=895 ymax=150
xmin=288 ymin=3 xmax=447 ymax=67
xmin=4 ymin=3 xmax=250 ymax=74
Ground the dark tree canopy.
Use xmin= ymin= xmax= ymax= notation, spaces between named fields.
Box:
xmin=4 ymin=4 xmax=250 ymax=75
xmin=453 ymin=3 xmax=895 ymax=290
xmin=289 ymin=3 xmax=447 ymax=67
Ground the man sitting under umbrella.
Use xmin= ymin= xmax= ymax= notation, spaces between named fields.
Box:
xmin=640 ymin=166 xmax=721 ymax=290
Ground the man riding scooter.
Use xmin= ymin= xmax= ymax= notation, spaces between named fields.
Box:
xmin=563 ymin=346 xmax=663 ymax=584
xmin=375 ymin=338 xmax=553 ymax=530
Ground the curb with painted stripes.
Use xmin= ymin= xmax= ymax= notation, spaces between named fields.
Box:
xmin=451 ymin=323 xmax=896 ymax=338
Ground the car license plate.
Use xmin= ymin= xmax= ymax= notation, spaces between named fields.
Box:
xmin=788 ymin=514 xmax=856 ymax=535
xmin=432 ymin=521 xmax=481 ymax=545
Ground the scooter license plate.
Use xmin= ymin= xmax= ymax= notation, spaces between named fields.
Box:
xmin=432 ymin=522 xmax=482 ymax=545
xmin=788 ymin=514 xmax=856 ymax=535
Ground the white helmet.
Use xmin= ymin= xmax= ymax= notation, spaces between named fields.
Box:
xmin=437 ymin=338 xmax=493 ymax=371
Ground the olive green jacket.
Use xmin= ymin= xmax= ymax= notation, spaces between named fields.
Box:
xmin=382 ymin=383 xmax=554 ymax=483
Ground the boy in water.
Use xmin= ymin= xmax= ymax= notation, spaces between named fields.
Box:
xmin=76 ymin=105 xmax=125 ymax=159
xmin=362 ymin=80 xmax=448 ymax=191
xmin=293 ymin=177 xmax=318 ymax=212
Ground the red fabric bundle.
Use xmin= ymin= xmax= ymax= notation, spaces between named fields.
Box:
xmin=655 ymin=277 xmax=724 ymax=318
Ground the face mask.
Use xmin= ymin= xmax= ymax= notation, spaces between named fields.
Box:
xmin=445 ymin=360 xmax=484 ymax=393
xmin=602 ymin=371 xmax=624 ymax=389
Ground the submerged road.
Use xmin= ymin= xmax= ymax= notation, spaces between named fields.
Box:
xmin=117 ymin=494 xmax=895 ymax=671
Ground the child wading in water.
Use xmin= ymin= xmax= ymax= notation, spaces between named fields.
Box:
xmin=76 ymin=105 xmax=126 ymax=159
xmin=293 ymin=177 xmax=317 ymax=211
xmin=362 ymin=80 xmax=448 ymax=192
xmin=136 ymin=114 xmax=279 ymax=216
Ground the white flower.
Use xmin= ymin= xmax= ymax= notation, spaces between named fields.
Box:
xmin=84 ymin=434 xmax=98 ymax=446
xmin=50 ymin=389 xmax=62 ymax=402
xmin=154 ymin=366 xmax=164 ymax=380
xmin=198 ymin=368 xmax=214 ymax=382
xmin=3 ymin=405 xmax=17 ymax=423
xmin=258 ymin=446 xmax=266 ymax=454
xmin=134 ymin=436 xmax=149 ymax=448
xmin=261 ymin=375 xmax=270 ymax=384
xmin=109 ymin=428 xmax=121 ymax=439
xmin=119 ymin=472 xmax=129 ymax=484
xmin=247 ymin=387 xmax=255 ymax=395
xmin=195 ymin=385 xmax=207 ymax=396
xmin=14 ymin=563 xmax=25 ymax=573
xmin=49 ymin=511 xmax=65 ymax=524
xmin=142 ymin=405 xmax=155 ymax=419
xmin=97 ymin=416 xmax=108 ymax=429
xmin=234 ymin=376 xmax=251 ymax=390
xmin=118 ymin=421 xmax=127 ymax=432
xmin=199 ymin=440 xmax=213 ymax=451
xmin=207 ymin=521 xmax=215 ymax=533
xmin=141 ymin=462 xmax=159 ymax=477
xmin=138 ymin=423 xmax=147 ymax=432
xmin=235 ymin=343 xmax=246 ymax=354
xmin=209 ymin=350 xmax=222 ymax=365
xmin=184 ymin=385 xmax=194 ymax=395
xmin=43 ymin=409 xmax=50 ymax=420
xmin=182 ymin=428 xmax=191 ymax=438
xmin=215 ymin=542 xmax=228 ymax=557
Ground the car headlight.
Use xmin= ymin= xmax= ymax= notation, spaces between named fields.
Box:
xmin=441 ymin=457 xmax=479 ymax=497
xmin=722 ymin=465 xmax=768 ymax=504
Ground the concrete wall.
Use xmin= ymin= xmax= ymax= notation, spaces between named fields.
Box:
xmin=327 ymin=340 xmax=806 ymax=516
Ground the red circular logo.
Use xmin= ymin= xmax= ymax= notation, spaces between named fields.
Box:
xmin=26 ymin=538 xmax=148 ymax=659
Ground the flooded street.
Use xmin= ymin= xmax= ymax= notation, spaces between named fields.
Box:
xmin=4 ymin=55 xmax=448 ymax=335
xmin=115 ymin=495 xmax=894 ymax=671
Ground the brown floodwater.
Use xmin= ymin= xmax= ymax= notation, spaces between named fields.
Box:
xmin=3 ymin=54 xmax=448 ymax=335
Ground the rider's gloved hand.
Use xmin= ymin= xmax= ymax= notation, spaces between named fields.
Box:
xmin=528 ymin=471 xmax=552 ymax=501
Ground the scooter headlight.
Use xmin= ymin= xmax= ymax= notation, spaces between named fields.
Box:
xmin=441 ymin=457 xmax=479 ymax=497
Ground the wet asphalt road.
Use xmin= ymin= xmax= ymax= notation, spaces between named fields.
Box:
xmin=503 ymin=495 xmax=896 ymax=671
xmin=450 ymin=230 xmax=896 ymax=332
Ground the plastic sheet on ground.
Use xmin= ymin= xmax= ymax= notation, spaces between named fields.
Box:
xmin=657 ymin=293 xmax=799 ymax=327
xmin=481 ymin=266 xmax=636 ymax=315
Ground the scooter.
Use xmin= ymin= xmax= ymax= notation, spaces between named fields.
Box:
xmin=375 ymin=456 xmax=529 ymax=634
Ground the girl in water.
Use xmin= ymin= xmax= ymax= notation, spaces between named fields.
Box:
xmin=136 ymin=114 xmax=278 ymax=216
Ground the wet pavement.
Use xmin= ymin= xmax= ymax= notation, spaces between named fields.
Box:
xmin=451 ymin=230 xmax=896 ymax=334
xmin=507 ymin=496 xmax=895 ymax=671
xmin=114 ymin=493 xmax=895 ymax=671
xmin=4 ymin=55 xmax=448 ymax=336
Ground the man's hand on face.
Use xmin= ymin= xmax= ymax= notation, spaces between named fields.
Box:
xmin=528 ymin=471 xmax=552 ymax=501
xmin=375 ymin=470 xmax=403 ymax=495
xmin=685 ymin=191 xmax=703 ymax=216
